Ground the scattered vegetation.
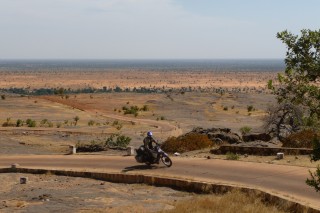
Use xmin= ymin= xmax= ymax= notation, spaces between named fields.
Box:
xmin=73 ymin=116 xmax=80 ymax=126
xmin=306 ymin=136 xmax=320 ymax=192
xmin=2 ymin=118 xmax=15 ymax=127
xmin=26 ymin=119 xmax=37 ymax=127
xmin=1 ymin=94 xmax=5 ymax=100
xmin=105 ymin=134 xmax=131 ymax=148
xmin=282 ymin=129 xmax=318 ymax=148
xmin=123 ymin=105 xmax=139 ymax=117
xmin=162 ymin=190 xmax=286 ymax=213
xmin=112 ymin=120 xmax=123 ymax=130
xmin=162 ymin=133 xmax=213 ymax=153
xmin=122 ymin=104 xmax=149 ymax=117
xmin=16 ymin=119 xmax=24 ymax=127
xmin=247 ymin=105 xmax=254 ymax=112
xmin=88 ymin=120 xmax=95 ymax=126
xmin=226 ymin=152 xmax=240 ymax=160
xmin=40 ymin=119 xmax=53 ymax=127
xmin=239 ymin=126 xmax=252 ymax=135
xmin=268 ymin=29 xmax=320 ymax=193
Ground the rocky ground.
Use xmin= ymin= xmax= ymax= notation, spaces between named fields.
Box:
xmin=0 ymin=173 xmax=193 ymax=213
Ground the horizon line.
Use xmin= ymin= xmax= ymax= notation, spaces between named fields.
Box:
xmin=0 ymin=58 xmax=284 ymax=61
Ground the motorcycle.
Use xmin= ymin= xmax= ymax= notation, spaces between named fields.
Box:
xmin=135 ymin=144 xmax=172 ymax=167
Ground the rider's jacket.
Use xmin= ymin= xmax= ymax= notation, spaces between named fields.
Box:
xmin=143 ymin=136 xmax=156 ymax=150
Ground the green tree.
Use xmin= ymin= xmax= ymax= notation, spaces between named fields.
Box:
xmin=268 ymin=29 xmax=320 ymax=119
xmin=269 ymin=29 xmax=320 ymax=192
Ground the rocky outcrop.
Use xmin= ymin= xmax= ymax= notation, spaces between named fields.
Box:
xmin=189 ymin=127 xmax=242 ymax=144
xmin=242 ymin=133 xmax=272 ymax=142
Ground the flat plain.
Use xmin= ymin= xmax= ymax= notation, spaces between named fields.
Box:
xmin=2 ymin=69 xmax=314 ymax=212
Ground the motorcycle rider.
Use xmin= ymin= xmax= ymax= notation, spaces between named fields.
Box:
xmin=143 ymin=131 xmax=159 ymax=163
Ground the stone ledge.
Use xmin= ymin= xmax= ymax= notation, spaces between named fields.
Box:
xmin=211 ymin=145 xmax=313 ymax=155
xmin=0 ymin=167 xmax=319 ymax=213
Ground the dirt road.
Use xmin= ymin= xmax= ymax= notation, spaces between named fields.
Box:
xmin=0 ymin=155 xmax=319 ymax=209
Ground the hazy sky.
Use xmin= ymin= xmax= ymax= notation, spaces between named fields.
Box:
xmin=0 ymin=0 xmax=319 ymax=59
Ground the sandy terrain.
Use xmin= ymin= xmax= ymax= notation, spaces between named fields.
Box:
xmin=0 ymin=91 xmax=275 ymax=153
xmin=0 ymin=70 xmax=277 ymax=91
xmin=0 ymin=70 xmax=319 ymax=212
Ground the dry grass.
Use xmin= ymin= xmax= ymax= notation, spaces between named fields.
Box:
xmin=161 ymin=190 xmax=285 ymax=213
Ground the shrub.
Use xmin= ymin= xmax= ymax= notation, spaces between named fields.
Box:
xmin=26 ymin=119 xmax=36 ymax=127
xmin=76 ymin=140 xmax=106 ymax=152
xmin=247 ymin=105 xmax=254 ymax=112
xmin=306 ymin=166 xmax=320 ymax=192
xmin=16 ymin=119 xmax=24 ymax=127
xmin=2 ymin=118 xmax=15 ymax=127
xmin=162 ymin=133 xmax=213 ymax=153
xmin=74 ymin=116 xmax=80 ymax=126
xmin=223 ymin=106 xmax=228 ymax=111
xmin=88 ymin=120 xmax=95 ymax=126
xmin=1 ymin=95 xmax=5 ymax=100
xmin=105 ymin=134 xmax=131 ymax=148
xmin=226 ymin=152 xmax=240 ymax=160
xmin=40 ymin=119 xmax=50 ymax=127
xmin=56 ymin=122 xmax=62 ymax=128
xmin=282 ymin=129 xmax=318 ymax=148
xmin=141 ymin=105 xmax=149 ymax=111
xmin=239 ymin=126 xmax=252 ymax=135
xmin=123 ymin=105 xmax=139 ymax=116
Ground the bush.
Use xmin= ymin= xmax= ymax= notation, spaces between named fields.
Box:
xmin=16 ymin=119 xmax=24 ymax=127
xmin=56 ymin=122 xmax=62 ymax=128
xmin=26 ymin=119 xmax=36 ymax=127
xmin=76 ymin=140 xmax=106 ymax=152
xmin=226 ymin=152 xmax=240 ymax=160
xmin=239 ymin=126 xmax=252 ymax=135
xmin=105 ymin=134 xmax=131 ymax=148
xmin=282 ymin=129 xmax=318 ymax=148
xmin=247 ymin=105 xmax=254 ymax=112
xmin=162 ymin=133 xmax=213 ymax=153
xmin=88 ymin=120 xmax=95 ymax=126
xmin=141 ymin=105 xmax=149 ymax=111
xmin=1 ymin=95 xmax=5 ymax=100
xmin=306 ymin=165 xmax=320 ymax=192
xmin=40 ymin=119 xmax=51 ymax=127
xmin=123 ymin=105 xmax=139 ymax=116
xmin=2 ymin=118 xmax=15 ymax=127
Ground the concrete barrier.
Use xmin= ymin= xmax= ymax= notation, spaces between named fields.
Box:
xmin=0 ymin=167 xmax=318 ymax=213
xmin=69 ymin=145 xmax=76 ymax=154
xmin=126 ymin=146 xmax=135 ymax=156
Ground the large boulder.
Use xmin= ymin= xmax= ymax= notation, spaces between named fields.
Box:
xmin=190 ymin=127 xmax=242 ymax=144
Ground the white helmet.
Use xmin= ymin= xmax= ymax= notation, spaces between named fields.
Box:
xmin=147 ymin=131 xmax=153 ymax=137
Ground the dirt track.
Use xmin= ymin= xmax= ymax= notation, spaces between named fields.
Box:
xmin=0 ymin=155 xmax=319 ymax=210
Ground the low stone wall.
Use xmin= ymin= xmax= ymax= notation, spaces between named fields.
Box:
xmin=0 ymin=167 xmax=319 ymax=213
xmin=211 ymin=145 xmax=313 ymax=156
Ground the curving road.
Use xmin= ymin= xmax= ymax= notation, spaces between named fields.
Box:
xmin=40 ymin=96 xmax=183 ymax=137
xmin=0 ymin=155 xmax=319 ymax=209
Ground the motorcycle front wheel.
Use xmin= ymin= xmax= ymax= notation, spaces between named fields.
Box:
xmin=161 ymin=156 xmax=172 ymax=167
